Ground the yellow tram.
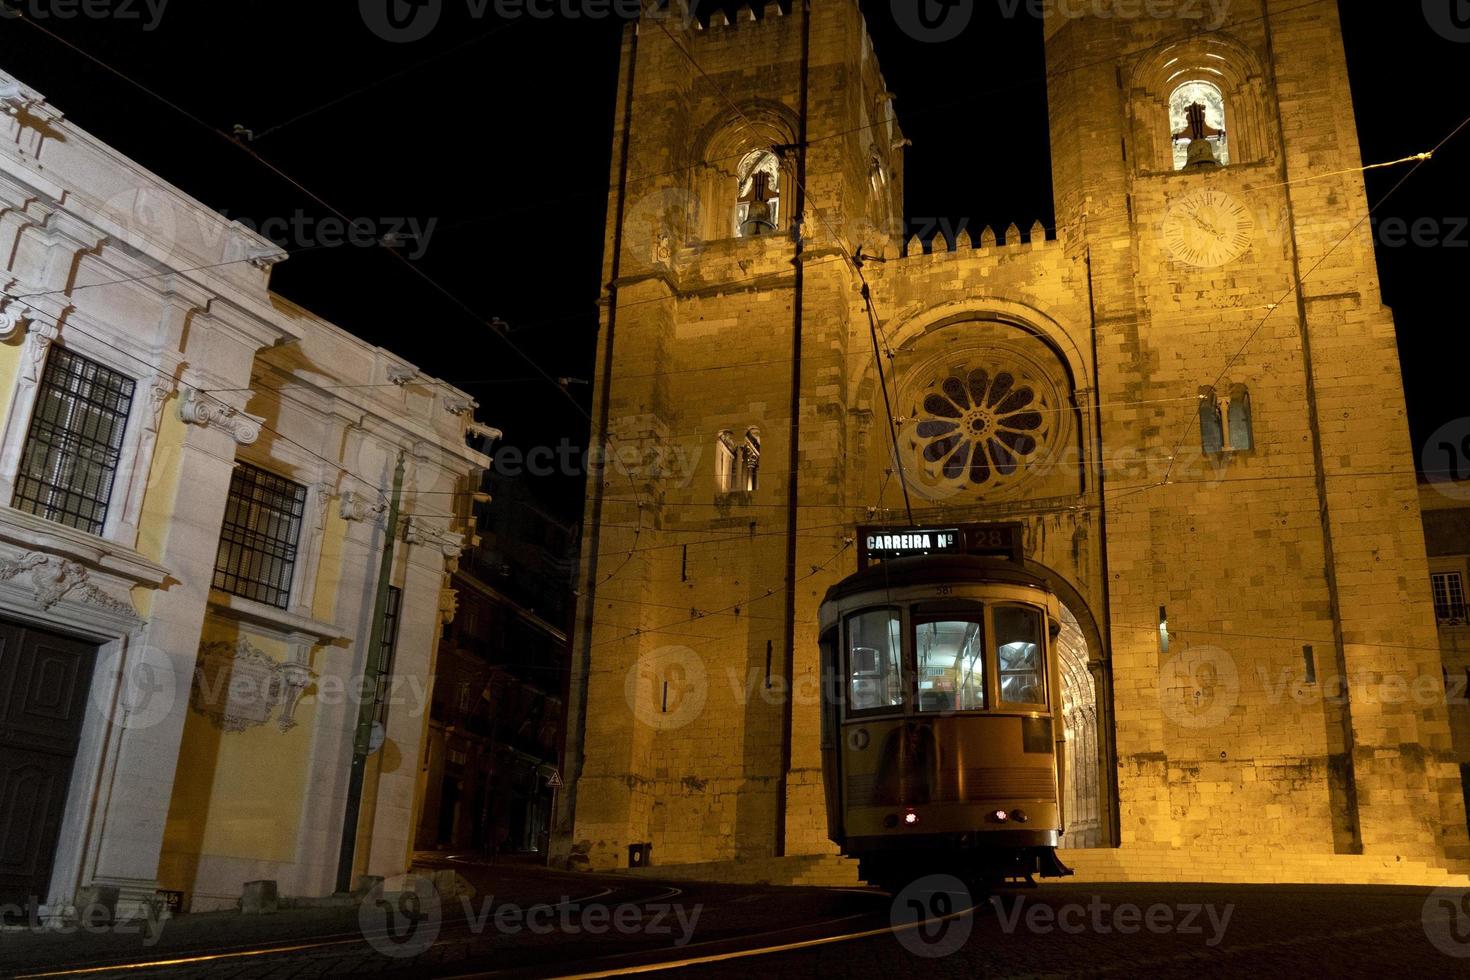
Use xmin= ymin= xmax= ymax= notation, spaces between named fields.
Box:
xmin=818 ymin=523 xmax=1074 ymax=891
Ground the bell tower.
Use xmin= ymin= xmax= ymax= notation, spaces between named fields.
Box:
xmin=558 ymin=0 xmax=904 ymax=871
xmin=1046 ymin=0 xmax=1468 ymax=867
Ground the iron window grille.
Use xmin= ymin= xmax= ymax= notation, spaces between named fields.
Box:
xmin=12 ymin=347 xmax=136 ymax=535
xmin=212 ymin=463 xmax=308 ymax=609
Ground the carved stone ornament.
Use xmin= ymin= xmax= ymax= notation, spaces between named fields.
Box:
xmin=312 ymin=481 xmax=334 ymax=532
xmin=403 ymin=516 xmax=466 ymax=559
xmin=246 ymin=246 xmax=288 ymax=271
xmin=190 ymin=637 xmax=316 ymax=734
xmin=177 ymin=389 xmax=263 ymax=445
xmin=439 ymin=586 xmax=459 ymax=625
xmin=444 ymin=396 xmax=476 ymax=417
xmin=19 ymin=319 xmax=58 ymax=386
xmin=0 ymin=553 xmax=137 ymax=617
xmin=339 ymin=488 xmax=386 ymax=523
xmin=0 ymin=300 xmax=30 ymax=340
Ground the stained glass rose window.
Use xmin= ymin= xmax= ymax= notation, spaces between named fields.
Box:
xmin=913 ymin=367 xmax=1050 ymax=488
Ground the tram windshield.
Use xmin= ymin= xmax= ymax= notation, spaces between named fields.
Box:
xmin=915 ymin=618 xmax=986 ymax=712
xmin=839 ymin=603 xmax=1048 ymax=715
xmin=846 ymin=609 xmax=904 ymax=713
xmin=995 ymin=605 xmax=1046 ymax=704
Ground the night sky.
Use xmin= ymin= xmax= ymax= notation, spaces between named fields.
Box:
xmin=1 ymin=1 xmax=1466 ymax=519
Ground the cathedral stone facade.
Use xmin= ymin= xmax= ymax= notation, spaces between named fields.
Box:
xmin=557 ymin=0 xmax=1470 ymax=882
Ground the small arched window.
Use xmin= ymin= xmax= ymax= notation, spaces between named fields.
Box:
xmin=1226 ymin=384 xmax=1253 ymax=451
xmin=1199 ymin=386 xmax=1224 ymax=455
xmin=715 ymin=430 xmax=737 ymax=492
xmin=1170 ymin=80 xmax=1229 ymax=170
xmin=740 ymin=427 xmax=761 ymax=491
xmin=735 ymin=150 xmax=781 ymax=238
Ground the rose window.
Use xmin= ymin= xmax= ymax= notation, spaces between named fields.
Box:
xmin=914 ymin=368 xmax=1050 ymax=487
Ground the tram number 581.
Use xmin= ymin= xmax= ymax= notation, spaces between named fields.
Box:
xmin=934 ymin=585 xmax=954 ymax=597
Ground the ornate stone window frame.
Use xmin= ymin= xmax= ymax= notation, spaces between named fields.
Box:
xmin=1125 ymin=32 xmax=1271 ymax=176
xmin=217 ymin=446 xmax=338 ymax=623
xmin=895 ymin=340 xmax=1070 ymax=502
xmin=690 ymin=101 xmax=802 ymax=247
xmin=0 ymin=294 xmax=195 ymax=551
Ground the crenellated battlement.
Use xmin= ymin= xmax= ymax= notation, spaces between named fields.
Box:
xmin=900 ymin=220 xmax=1055 ymax=259
xmin=686 ymin=0 xmax=791 ymax=32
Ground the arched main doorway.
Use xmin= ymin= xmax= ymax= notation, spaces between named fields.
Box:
xmin=1015 ymin=559 xmax=1117 ymax=849
xmin=1057 ymin=605 xmax=1103 ymax=848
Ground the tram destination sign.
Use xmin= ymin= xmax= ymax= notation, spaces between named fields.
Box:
xmin=857 ymin=522 xmax=1024 ymax=568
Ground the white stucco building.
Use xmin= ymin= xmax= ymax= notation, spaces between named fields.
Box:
xmin=0 ymin=69 xmax=490 ymax=918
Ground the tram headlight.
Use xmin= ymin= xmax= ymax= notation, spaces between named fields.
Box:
xmin=990 ymin=809 xmax=1009 ymax=823
xmin=1010 ymin=809 xmax=1029 ymax=823
xmin=903 ymin=810 xmax=918 ymax=826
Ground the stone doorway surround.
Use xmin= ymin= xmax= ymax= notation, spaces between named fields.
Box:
xmin=0 ymin=505 xmax=168 ymax=922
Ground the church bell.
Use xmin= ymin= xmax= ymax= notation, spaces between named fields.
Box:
xmin=1185 ymin=137 xmax=1221 ymax=169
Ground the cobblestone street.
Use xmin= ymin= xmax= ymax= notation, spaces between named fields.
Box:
xmin=3 ymin=863 xmax=1469 ymax=978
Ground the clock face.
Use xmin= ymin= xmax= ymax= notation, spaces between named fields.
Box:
xmin=1163 ymin=190 xmax=1254 ymax=268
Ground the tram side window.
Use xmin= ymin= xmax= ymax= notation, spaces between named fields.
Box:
xmin=847 ymin=609 xmax=904 ymax=713
xmin=916 ymin=619 xmax=986 ymax=712
xmin=995 ymin=606 xmax=1045 ymax=705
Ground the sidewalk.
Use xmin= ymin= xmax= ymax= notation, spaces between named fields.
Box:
xmin=0 ymin=861 xmax=579 ymax=978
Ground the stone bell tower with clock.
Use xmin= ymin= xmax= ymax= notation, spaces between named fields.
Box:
xmin=1046 ymin=0 xmax=1467 ymax=870
xmin=560 ymin=0 xmax=1470 ymax=880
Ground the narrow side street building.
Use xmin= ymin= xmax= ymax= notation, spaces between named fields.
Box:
xmin=417 ymin=475 xmax=575 ymax=856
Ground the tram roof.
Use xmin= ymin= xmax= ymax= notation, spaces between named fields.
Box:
xmin=822 ymin=555 xmax=1053 ymax=605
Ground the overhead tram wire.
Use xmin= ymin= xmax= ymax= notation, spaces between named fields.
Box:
xmin=21 ymin=118 xmax=1447 ymax=391
xmin=246 ymin=19 xmax=528 ymax=142
xmin=6 ymin=0 xmax=1357 ymax=306
xmin=7 ymin=3 xmax=1454 ymax=637
xmin=8 ymin=3 xmax=1458 ymax=675
xmin=589 ymin=535 xmax=856 ymax=651
xmin=356 ymin=0 xmax=1348 ymax=242
xmin=6 ymin=10 xmax=656 ymax=587
xmin=3 ymin=83 xmax=1443 ymax=511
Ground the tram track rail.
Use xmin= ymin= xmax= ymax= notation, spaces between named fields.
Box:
xmin=2 ymin=863 xmax=915 ymax=980
xmin=6 ymin=876 xmax=670 ymax=979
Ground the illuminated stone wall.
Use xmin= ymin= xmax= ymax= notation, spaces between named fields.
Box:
xmin=562 ymin=0 xmax=1470 ymax=879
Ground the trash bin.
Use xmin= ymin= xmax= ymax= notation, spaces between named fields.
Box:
xmin=628 ymin=842 xmax=652 ymax=868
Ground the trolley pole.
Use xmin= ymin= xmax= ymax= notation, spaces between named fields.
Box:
xmin=335 ymin=452 xmax=406 ymax=895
